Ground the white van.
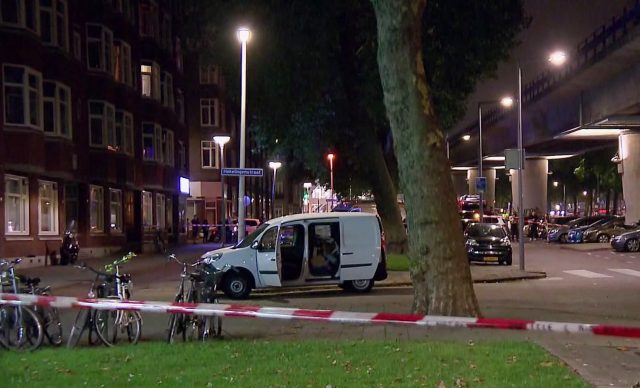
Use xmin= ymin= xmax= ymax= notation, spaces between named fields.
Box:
xmin=201 ymin=212 xmax=388 ymax=299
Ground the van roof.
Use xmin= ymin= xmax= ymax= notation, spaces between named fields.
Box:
xmin=268 ymin=212 xmax=376 ymax=224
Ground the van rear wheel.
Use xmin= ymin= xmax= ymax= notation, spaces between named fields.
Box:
xmin=343 ymin=279 xmax=374 ymax=293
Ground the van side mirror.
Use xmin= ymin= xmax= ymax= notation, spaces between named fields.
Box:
xmin=251 ymin=240 xmax=259 ymax=249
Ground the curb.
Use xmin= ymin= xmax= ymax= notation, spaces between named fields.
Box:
xmin=558 ymin=244 xmax=612 ymax=252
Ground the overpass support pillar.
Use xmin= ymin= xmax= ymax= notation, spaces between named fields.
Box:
xmin=510 ymin=158 xmax=548 ymax=215
xmin=620 ymin=132 xmax=640 ymax=222
xmin=451 ymin=171 xmax=468 ymax=198
xmin=466 ymin=169 xmax=497 ymax=209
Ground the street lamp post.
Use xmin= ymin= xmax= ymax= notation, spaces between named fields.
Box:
xmin=327 ymin=153 xmax=335 ymax=210
xmin=214 ymin=135 xmax=231 ymax=245
xmin=269 ymin=162 xmax=282 ymax=219
xmin=236 ymin=26 xmax=251 ymax=241
xmin=516 ymin=50 xmax=566 ymax=271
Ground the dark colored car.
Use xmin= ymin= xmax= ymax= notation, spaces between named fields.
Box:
xmin=465 ymin=223 xmax=512 ymax=265
xmin=547 ymin=215 xmax=613 ymax=243
xmin=581 ymin=217 xmax=630 ymax=243
xmin=567 ymin=217 xmax=619 ymax=243
xmin=611 ymin=228 xmax=640 ymax=252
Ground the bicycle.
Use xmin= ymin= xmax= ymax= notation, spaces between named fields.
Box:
xmin=0 ymin=258 xmax=44 ymax=351
xmin=67 ymin=253 xmax=141 ymax=347
xmin=19 ymin=275 xmax=63 ymax=346
xmin=154 ymin=229 xmax=167 ymax=254
xmin=166 ymin=254 xmax=229 ymax=343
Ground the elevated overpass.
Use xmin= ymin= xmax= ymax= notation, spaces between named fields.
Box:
xmin=448 ymin=2 xmax=640 ymax=220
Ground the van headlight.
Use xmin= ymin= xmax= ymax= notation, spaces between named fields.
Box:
xmin=202 ymin=253 xmax=222 ymax=264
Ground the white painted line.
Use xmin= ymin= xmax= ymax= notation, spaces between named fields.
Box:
xmin=540 ymin=277 xmax=564 ymax=281
xmin=563 ymin=270 xmax=613 ymax=279
xmin=608 ymin=268 xmax=640 ymax=277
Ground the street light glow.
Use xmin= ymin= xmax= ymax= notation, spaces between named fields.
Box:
xmin=583 ymin=190 xmax=588 ymax=196
xmin=462 ymin=134 xmax=471 ymax=141
xmin=213 ymin=135 xmax=231 ymax=146
xmin=548 ymin=50 xmax=567 ymax=66
xmin=269 ymin=161 xmax=282 ymax=170
xmin=236 ymin=27 xmax=251 ymax=43
xmin=327 ymin=153 xmax=335 ymax=161
xmin=553 ymin=181 xmax=559 ymax=187
xmin=500 ymin=96 xmax=514 ymax=107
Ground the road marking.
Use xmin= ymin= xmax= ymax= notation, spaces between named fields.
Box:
xmin=563 ymin=270 xmax=612 ymax=279
xmin=540 ymin=277 xmax=564 ymax=281
xmin=608 ymin=268 xmax=640 ymax=277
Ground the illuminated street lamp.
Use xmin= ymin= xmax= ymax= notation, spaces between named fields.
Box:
xmin=269 ymin=161 xmax=282 ymax=219
xmin=515 ymin=50 xmax=567 ymax=270
xmin=327 ymin=153 xmax=335 ymax=210
xmin=214 ymin=135 xmax=231 ymax=244
xmin=236 ymin=26 xmax=251 ymax=241
xmin=462 ymin=134 xmax=471 ymax=141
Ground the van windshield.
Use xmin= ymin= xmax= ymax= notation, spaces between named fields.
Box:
xmin=234 ymin=223 xmax=270 ymax=248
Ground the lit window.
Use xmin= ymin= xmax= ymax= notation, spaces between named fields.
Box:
xmin=201 ymin=140 xmax=219 ymax=169
xmin=140 ymin=60 xmax=160 ymax=99
xmin=5 ymin=174 xmax=29 ymax=235
xmin=114 ymin=40 xmax=133 ymax=87
xmin=43 ymin=80 xmax=72 ymax=138
xmin=200 ymin=98 xmax=219 ymax=127
xmin=142 ymin=190 xmax=153 ymax=230
xmin=86 ymin=24 xmax=113 ymax=73
xmin=89 ymin=185 xmax=104 ymax=232
xmin=2 ymin=64 xmax=42 ymax=129
xmin=109 ymin=188 xmax=122 ymax=233
xmin=38 ymin=180 xmax=58 ymax=235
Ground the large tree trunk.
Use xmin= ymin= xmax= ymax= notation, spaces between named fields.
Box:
xmin=370 ymin=0 xmax=479 ymax=316
xmin=336 ymin=8 xmax=407 ymax=254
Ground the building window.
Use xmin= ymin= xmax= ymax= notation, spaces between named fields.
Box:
xmin=200 ymin=98 xmax=218 ymax=127
xmin=89 ymin=185 xmax=104 ymax=232
xmin=199 ymin=65 xmax=218 ymax=85
xmin=160 ymin=71 xmax=173 ymax=109
xmin=3 ymin=64 xmax=42 ymax=128
xmin=201 ymin=140 xmax=219 ymax=169
xmin=175 ymin=89 xmax=184 ymax=124
xmin=113 ymin=0 xmax=134 ymax=24
xmin=114 ymin=40 xmax=132 ymax=87
xmin=43 ymin=80 xmax=71 ymax=138
xmin=160 ymin=12 xmax=171 ymax=52
xmin=142 ymin=190 xmax=153 ymax=230
xmin=139 ymin=0 xmax=158 ymax=40
xmin=40 ymin=0 xmax=67 ymax=49
xmin=64 ymin=183 xmax=78 ymax=229
xmin=142 ymin=122 xmax=163 ymax=162
xmin=162 ymin=128 xmax=174 ymax=166
xmin=115 ymin=110 xmax=133 ymax=155
xmin=109 ymin=188 xmax=122 ymax=233
xmin=88 ymin=100 xmax=115 ymax=148
xmin=155 ymin=193 xmax=165 ymax=229
xmin=72 ymin=30 xmax=81 ymax=60
xmin=177 ymin=140 xmax=185 ymax=172
xmin=5 ymin=174 xmax=29 ymax=235
xmin=1 ymin=0 xmax=39 ymax=33
xmin=38 ymin=180 xmax=58 ymax=235
xmin=140 ymin=61 xmax=160 ymax=100
xmin=86 ymin=24 xmax=113 ymax=73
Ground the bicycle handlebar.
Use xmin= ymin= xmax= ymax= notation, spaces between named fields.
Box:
xmin=0 ymin=258 xmax=23 ymax=268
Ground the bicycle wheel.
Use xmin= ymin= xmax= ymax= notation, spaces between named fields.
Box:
xmin=67 ymin=309 xmax=88 ymax=348
xmin=167 ymin=295 xmax=184 ymax=344
xmin=1 ymin=306 xmax=44 ymax=351
xmin=94 ymin=309 xmax=118 ymax=347
xmin=124 ymin=311 xmax=142 ymax=344
xmin=40 ymin=306 xmax=63 ymax=346
xmin=182 ymin=289 xmax=201 ymax=342
xmin=201 ymin=296 xmax=222 ymax=340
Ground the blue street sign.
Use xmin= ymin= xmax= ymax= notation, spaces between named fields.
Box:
xmin=221 ymin=168 xmax=264 ymax=177
xmin=475 ymin=176 xmax=487 ymax=193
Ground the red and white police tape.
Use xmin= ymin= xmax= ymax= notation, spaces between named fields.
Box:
xmin=2 ymin=292 xmax=640 ymax=339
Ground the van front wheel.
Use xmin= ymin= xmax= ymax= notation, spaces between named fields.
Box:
xmin=223 ymin=272 xmax=252 ymax=299
xmin=343 ymin=279 xmax=374 ymax=293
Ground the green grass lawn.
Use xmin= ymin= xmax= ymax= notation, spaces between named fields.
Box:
xmin=1 ymin=340 xmax=588 ymax=387
xmin=387 ymin=254 xmax=409 ymax=271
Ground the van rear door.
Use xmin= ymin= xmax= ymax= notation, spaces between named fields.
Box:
xmin=340 ymin=215 xmax=380 ymax=281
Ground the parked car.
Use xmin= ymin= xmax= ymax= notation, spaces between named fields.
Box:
xmin=547 ymin=215 xmax=613 ymax=243
xmin=580 ymin=217 xmax=629 ymax=243
xmin=611 ymin=228 xmax=640 ymax=252
xmin=232 ymin=218 xmax=262 ymax=240
xmin=464 ymin=223 xmax=512 ymax=265
xmin=567 ymin=217 xmax=620 ymax=243
xmin=201 ymin=212 xmax=388 ymax=298
xmin=460 ymin=210 xmax=479 ymax=230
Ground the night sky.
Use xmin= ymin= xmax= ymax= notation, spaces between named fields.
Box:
xmin=455 ymin=0 xmax=634 ymax=132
